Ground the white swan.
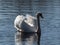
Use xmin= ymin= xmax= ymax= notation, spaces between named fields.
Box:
xmin=14 ymin=13 xmax=43 ymax=33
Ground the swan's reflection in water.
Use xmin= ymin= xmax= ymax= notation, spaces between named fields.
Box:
xmin=15 ymin=32 xmax=40 ymax=45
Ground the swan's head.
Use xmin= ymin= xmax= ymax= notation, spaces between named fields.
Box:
xmin=36 ymin=13 xmax=44 ymax=18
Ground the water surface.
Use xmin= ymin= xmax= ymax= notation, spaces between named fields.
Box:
xmin=0 ymin=16 xmax=40 ymax=45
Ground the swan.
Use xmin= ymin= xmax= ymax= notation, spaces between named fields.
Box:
xmin=14 ymin=13 xmax=43 ymax=33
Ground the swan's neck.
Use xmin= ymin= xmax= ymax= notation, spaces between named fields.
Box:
xmin=37 ymin=16 xmax=40 ymax=33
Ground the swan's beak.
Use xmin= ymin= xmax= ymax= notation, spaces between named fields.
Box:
xmin=40 ymin=14 xmax=44 ymax=18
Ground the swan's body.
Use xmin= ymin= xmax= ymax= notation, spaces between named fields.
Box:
xmin=14 ymin=13 xmax=43 ymax=32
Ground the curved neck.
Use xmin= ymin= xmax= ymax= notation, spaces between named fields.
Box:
xmin=37 ymin=16 xmax=40 ymax=29
xmin=37 ymin=15 xmax=41 ymax=33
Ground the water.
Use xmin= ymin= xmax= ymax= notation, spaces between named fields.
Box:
xmin=0 ymin=15 xmax=16 ymax=45
xmin=0 ymin=15 xmax=41 ymax=45
xmin=0 ymin=0 xmax=60 ymax=45
xmin=0 ymin=15 xmax=60 ymax=45
xmin=15 ymin=32 xmax=40 ymax=45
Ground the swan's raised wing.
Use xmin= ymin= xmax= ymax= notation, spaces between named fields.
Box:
xmin=14 ymin=15 xmax=25 ymax=30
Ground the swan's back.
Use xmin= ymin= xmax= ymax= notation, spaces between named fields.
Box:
xmin=25 ymin=14 xmax=36 ymax=24
xmin=14 ymin=14 xmax=38 ymax=32
xmin=21 ymin=14 xmax=38 ymax=32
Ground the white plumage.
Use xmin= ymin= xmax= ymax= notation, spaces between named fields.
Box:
xmin=14 ymin=13 xmax=43 ymax=33
xmin=14 ymin=15 xmax=25 ymax=30
xmin=14 ymin=14 xmax=39 ymax=32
